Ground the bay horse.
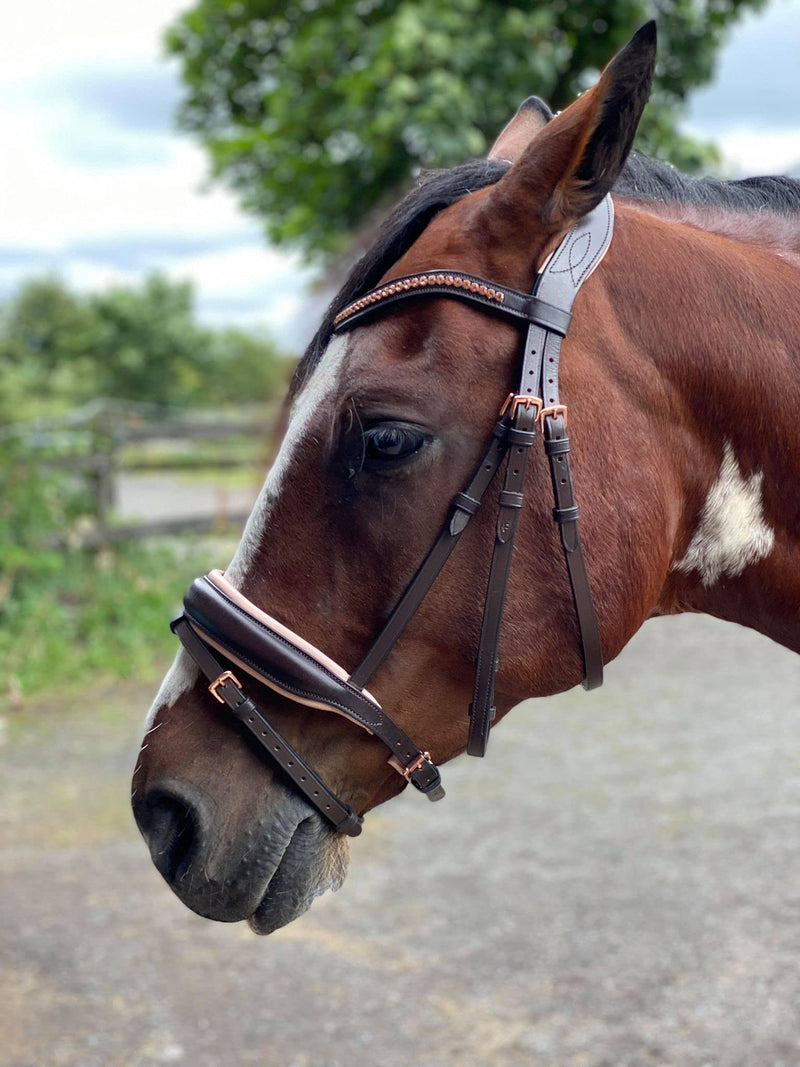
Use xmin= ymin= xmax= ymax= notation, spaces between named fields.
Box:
xmin=133 ymin=24 xmax=800 ymax=934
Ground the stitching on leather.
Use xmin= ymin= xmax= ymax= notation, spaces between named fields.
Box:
xmin=574 ymin=198 xmax=612 ymax=287
xmin=194 ymin=583 xmax=405 ymax=737
xmin=191 ymin=617 xmax=384 ymax=734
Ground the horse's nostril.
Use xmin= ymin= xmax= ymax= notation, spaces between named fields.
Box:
xmin=133 ymin=784 xmax=203 ymax=883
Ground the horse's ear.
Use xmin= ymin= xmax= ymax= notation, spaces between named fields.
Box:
xmin=487 ymin=22 xmax=656 ymax=231
xmin=488 ymin=96 xmax=553 ymax=162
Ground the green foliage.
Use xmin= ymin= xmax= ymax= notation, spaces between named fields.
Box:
xmin=207 ymin=326 xmax=292 ymax=404
xmin=165 ymin=0 xmax=767 ymax=260
xmin=0 ymin=437 xmax=89 ymax=589
xmin=88 ymin=275 xmax=212 ymax=408
xmin=0 ymin=539 xmax=224 ymax=708
xmin=0 ymin=279 xmax=98 ymax=420
xmin=0 ymin=274 xmax=293 ymax=420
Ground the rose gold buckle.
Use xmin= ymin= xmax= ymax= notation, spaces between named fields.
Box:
xmin=499 ymin=393 xmax=543 ymax=421
xmin=208 ymin=670 xmax=241 ymax=703
xmin=402 ymin=751 xmax=432 ymax=780
xmin=537 ymin=404 xmax=568 ymax=431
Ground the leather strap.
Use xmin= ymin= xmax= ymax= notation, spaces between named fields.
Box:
xmin=333 ymin=270 xmax=573 ymax=334
xmin=183 ymin=576 xmax=445 ymax=798
xmin=544 ymin=417 xmax=603 ymax=689
xmin=170 ymin=196 xmax=614 ymax=832
xmin=467 ymin=407 xmax=537 ymax=755
xmin=173 ymin=617 xmax=364 ymax=835
xmin=527 ymin=198 xmax=614 ymax=690
xmin=348 ymin=421 xmax=511 ymax=689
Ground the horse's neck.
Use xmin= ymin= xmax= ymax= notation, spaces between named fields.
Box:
xmin=616 ymin=204 xmax=800 ymax=652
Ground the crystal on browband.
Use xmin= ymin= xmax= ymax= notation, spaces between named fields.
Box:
xmin=333 ymin=270 xmax=506 ymax=327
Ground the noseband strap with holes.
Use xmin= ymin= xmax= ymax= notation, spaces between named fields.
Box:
xmin=172 ymin=195 xmax=614 ymax=832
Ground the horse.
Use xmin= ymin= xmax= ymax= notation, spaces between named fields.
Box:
xmin=132 ymin=23 xmax=800 ymax=935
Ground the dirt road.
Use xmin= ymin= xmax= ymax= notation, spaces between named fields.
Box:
xmin=2 ymin=613 xmax=800 ymax=1066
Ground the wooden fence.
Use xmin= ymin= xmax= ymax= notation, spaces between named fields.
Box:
xmin=8 ymin=399 xmax=272 ymax=548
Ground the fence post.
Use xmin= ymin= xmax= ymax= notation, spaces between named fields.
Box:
xmin=90 ymin=403 xmax=117 ymax=549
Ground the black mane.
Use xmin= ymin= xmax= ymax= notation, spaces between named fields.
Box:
xmin=294 ymin=153 xmax=800 ymax=389
xmin=616 ymin=152 xmax=800 ymax=214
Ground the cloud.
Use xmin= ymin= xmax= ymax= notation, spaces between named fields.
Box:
xmin=43 ymin=65 xmax=182 ymax=134
xmin=687 ymin=0 xmax=800 ymax=135
xmin=2 ymin=0 xmax=799 ymax=352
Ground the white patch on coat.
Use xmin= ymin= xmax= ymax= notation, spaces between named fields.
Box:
xmin=674 ymin=440 xmax=775 ymax=587
xmin=143 ymin=648 xmax=199 ymax=730
xmin=226 ymin=333 xmax=348 ymax=587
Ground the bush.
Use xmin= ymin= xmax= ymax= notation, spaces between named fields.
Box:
xmin=0 ymin=537 xmax=228 ymax=709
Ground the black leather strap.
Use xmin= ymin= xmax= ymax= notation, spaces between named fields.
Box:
xmin=467 ymin=405 xmax=537 ymax=755
xmin=183 ymin=577 xmax=445 ymax=798
xmin=333 ymin=270 xmax=573 ymax=334
xmin=172 ymin=617 xmax=364 ymax=836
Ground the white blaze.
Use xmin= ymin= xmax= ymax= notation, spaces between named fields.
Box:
xmin=144 ymin=335 xmax=348 ymax=725
xmin=674 ymin=439 xmax=774 ymax=587
xmin=226 ymin=333 xmax=348 ymax=586
xmin=143 ymin=648 xmax=199 ymax=730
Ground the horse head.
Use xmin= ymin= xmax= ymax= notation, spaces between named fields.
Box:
xmin=133 ymin=25 xmax=669 ymax=934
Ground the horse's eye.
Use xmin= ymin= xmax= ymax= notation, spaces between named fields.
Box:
xmin=363 ymin=423 xmax=427 ymax=469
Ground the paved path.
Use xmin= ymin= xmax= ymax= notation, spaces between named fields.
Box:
xmin=2 ymin=613 xmax=800 ymax=1066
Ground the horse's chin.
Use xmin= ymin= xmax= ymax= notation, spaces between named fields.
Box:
xmin=247 ymin=821 xmax=351 ymax=936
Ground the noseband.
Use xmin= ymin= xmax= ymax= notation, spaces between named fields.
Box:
xmin=172 ymin=195 xmax=615 ymax=836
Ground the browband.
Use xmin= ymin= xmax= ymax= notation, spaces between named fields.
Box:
xmin=333 ymin=269 xmax=573 ymax=335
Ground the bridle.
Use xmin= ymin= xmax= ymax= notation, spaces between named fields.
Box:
xmin=172 ymin=195 xmax=614 ymax=837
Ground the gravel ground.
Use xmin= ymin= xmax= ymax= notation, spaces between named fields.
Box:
xmin=2 ymin=612 xmax=800 ymax=1067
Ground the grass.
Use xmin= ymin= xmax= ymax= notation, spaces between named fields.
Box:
xmin=0 ymin=536 xmax=236 ymax=712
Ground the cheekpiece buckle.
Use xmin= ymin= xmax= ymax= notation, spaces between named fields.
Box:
xmin=538 ymin=404 xmax=568 ymax=431
xmin=499 ymin=393 xmax=543 ymax=421
xmin=208 ymin=670 xmax=242 ymax=703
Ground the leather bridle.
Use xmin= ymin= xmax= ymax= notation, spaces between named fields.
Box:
xmin=172 ymin=195 xmax=614 ymax=837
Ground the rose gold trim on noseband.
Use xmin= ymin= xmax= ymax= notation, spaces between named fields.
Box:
xmin=209 ymin=570 xmax=381 ymax=706
xmin=333 ymin=271 xmax=506 ymax=327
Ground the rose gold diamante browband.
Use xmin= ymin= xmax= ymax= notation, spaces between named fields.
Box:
xmin=333 ymin=270 xmax=506 ymax=328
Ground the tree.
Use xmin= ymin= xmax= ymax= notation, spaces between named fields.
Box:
xmin=206 ymin=327 xmax=293 ymax=404
xmin=0 ymin=274 xmax=292 ymax=419
xmin=0 ymin=278 xmax=99 ymax=419
xmin=166 ymin=0 xmax=767 ymax=260
xmin=88 ymin=274 xmax=212 ymax=407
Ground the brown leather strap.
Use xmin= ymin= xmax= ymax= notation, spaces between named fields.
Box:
xmin=333 ymin=270 xmax=573 ymax=334
xmin=348 ymin=420 xmax=511 ymax=689
xmin=467 ymin=407 xmax=537 ymax=755
xmin=172 ymin=617 xmax=364 ymax=835
xmin=543 ymin=417 xmax=603 ymax=689
xmin=528 ymin=200 xmax=614 ymax=690
xmin=170 ymin=197 xmax=614 ymax=834
xmin=182 ymin=576 xmax=445 ymax=799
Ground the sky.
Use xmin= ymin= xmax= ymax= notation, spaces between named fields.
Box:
xmin=1 ymin=0 xmax=799 ymax=352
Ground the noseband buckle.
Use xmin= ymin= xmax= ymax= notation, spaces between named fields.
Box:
xmin=208 ymin=670 xmax=242 ymax=704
